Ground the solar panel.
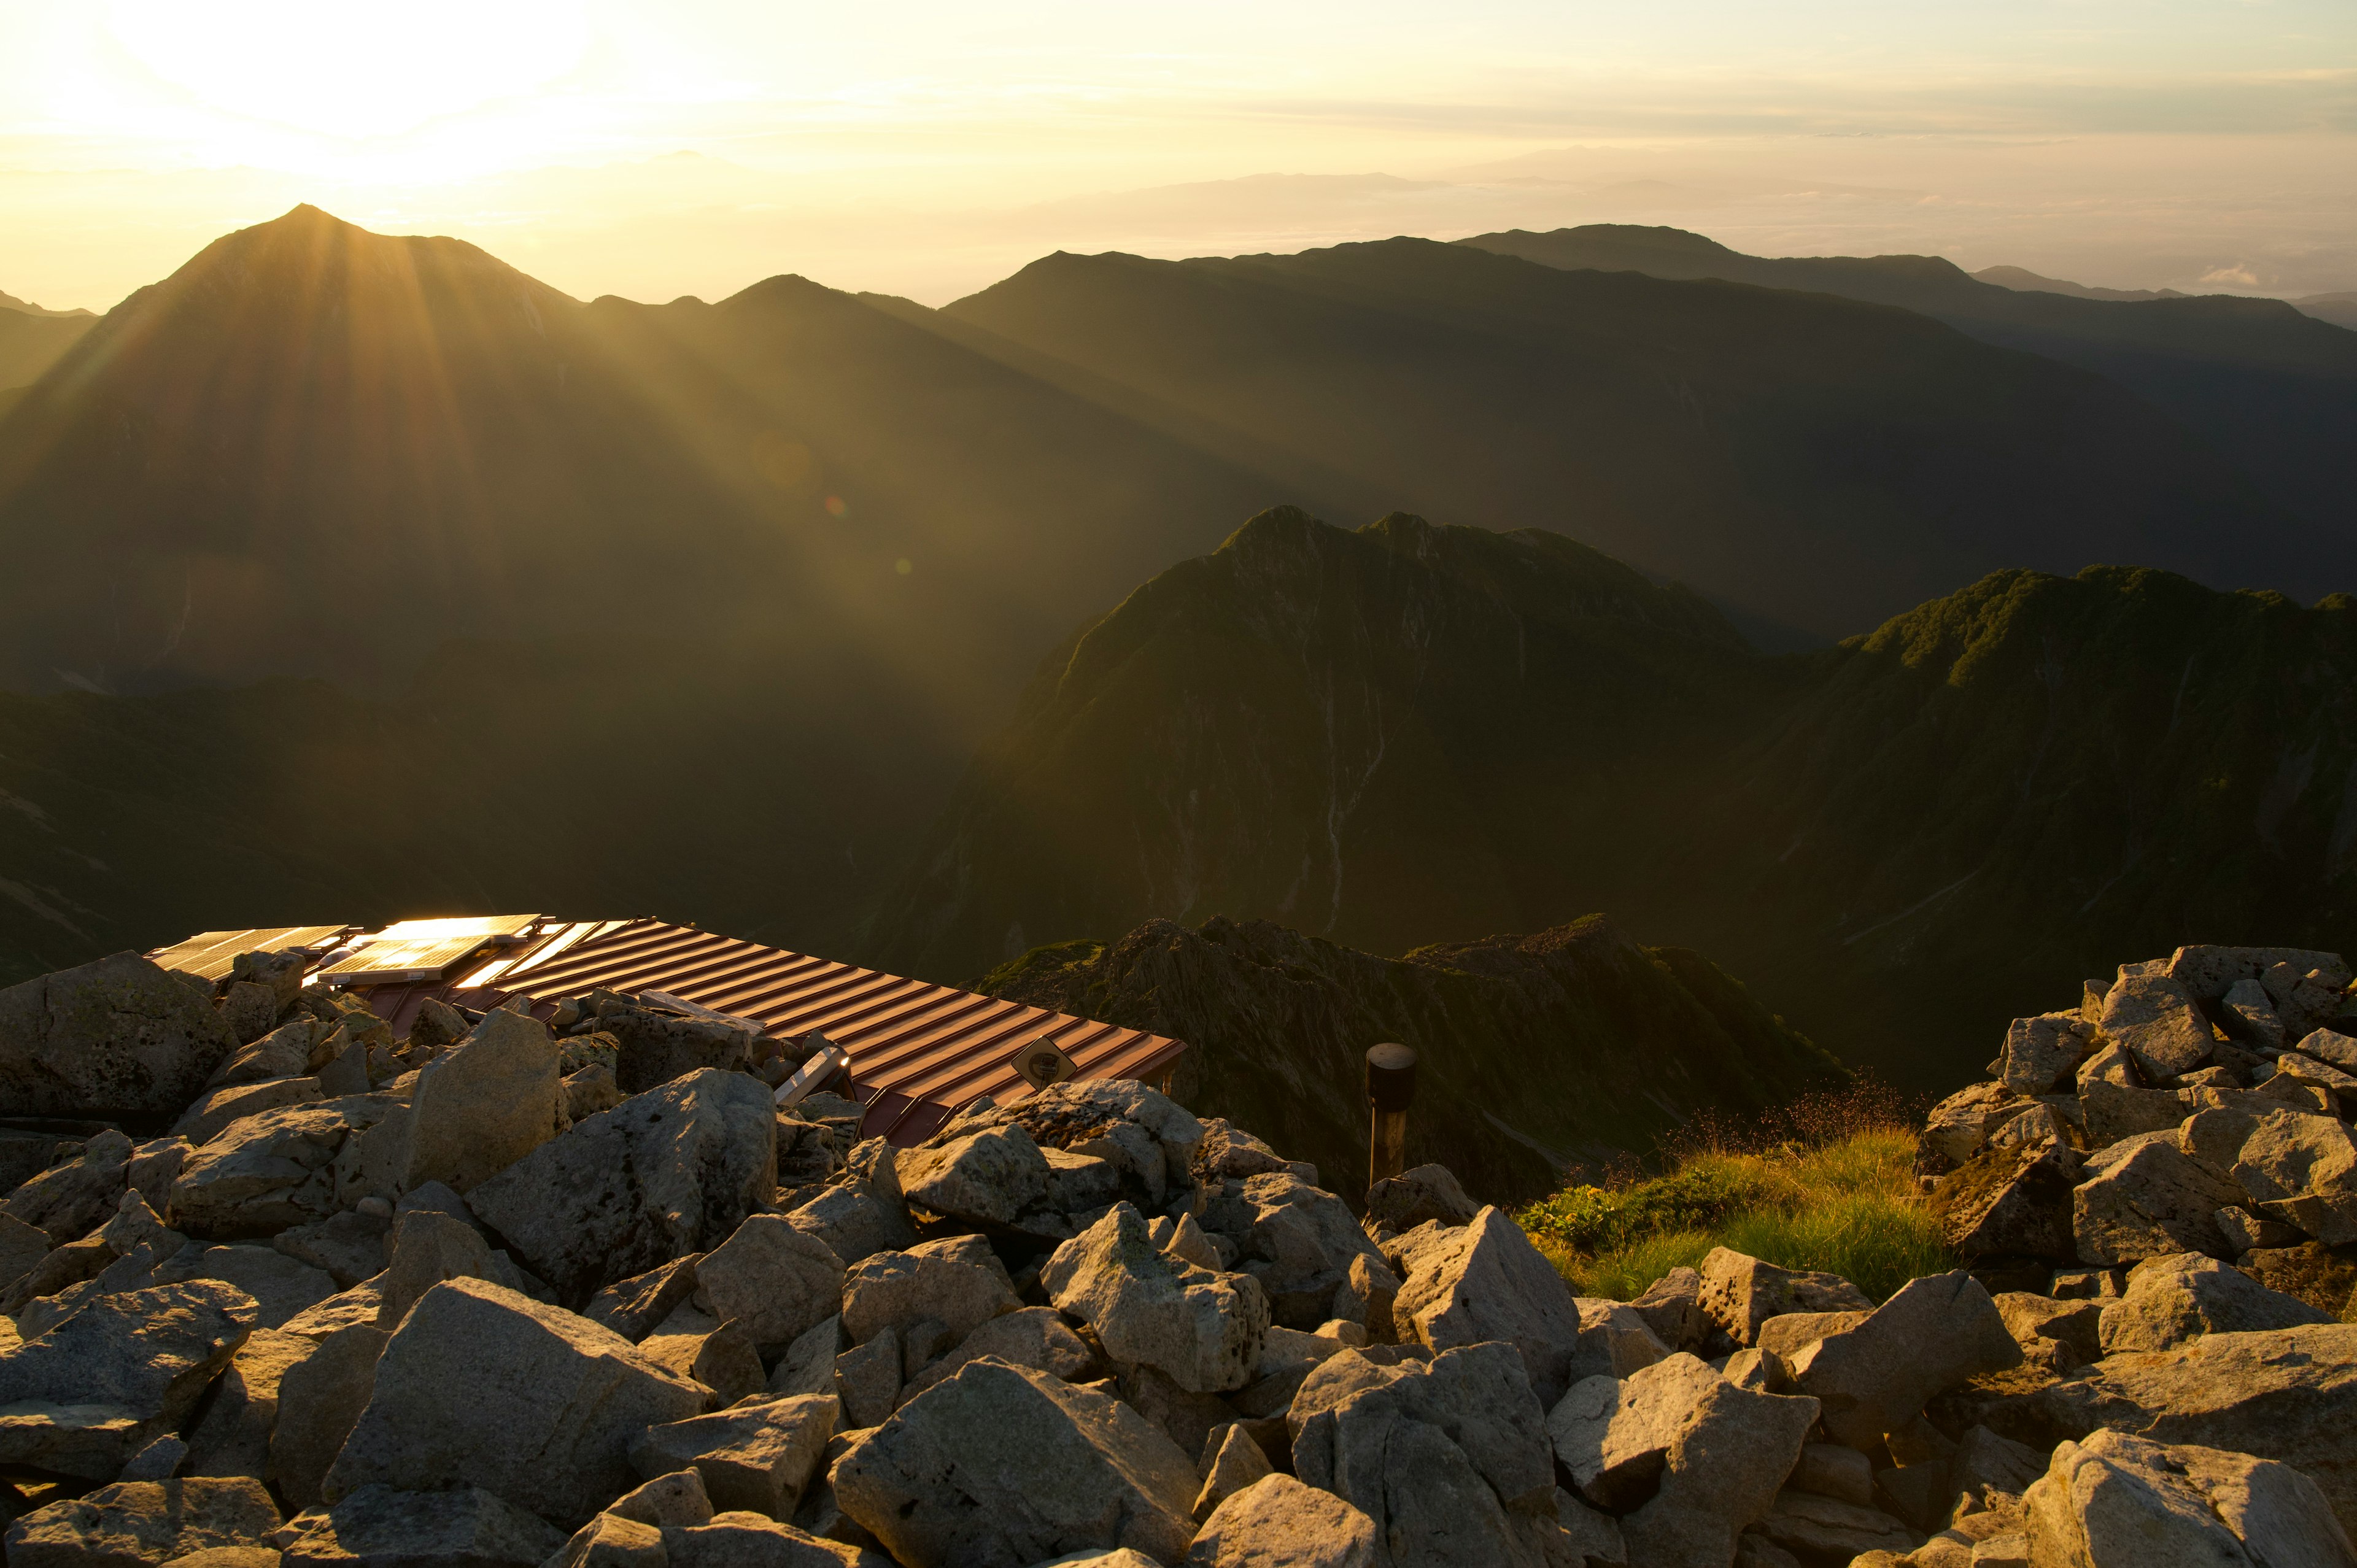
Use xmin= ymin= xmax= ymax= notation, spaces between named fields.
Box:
xmin=316 ymin=914 xmax=544 ymax=986
xmin=147 ymin=925 xmax=352 ymax=981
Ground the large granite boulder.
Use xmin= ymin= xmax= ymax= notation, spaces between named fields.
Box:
xmin=274 ymin=1483 xmax=568 ymax=1568
xmin=395 ymin=1008 xmax=564 ymax=1195
xmin=831 ymin=1356 xmax=1200 ymax=1567
xmin=3 ymin=1477 xmax=281 ymax=1568
xmin=0 ymin=1280 xmax=257 ymax=1477
xmin=1209 ymin=1171 xmax=1390 ymax=1329
xmin=1185 ymin=1475 xmax=1377 ymax=1568
xmin=839 ymin=1237 xmax=1021 ymax=1350
xmin=465 ymin=1069 xmax=775 ymax=1302
xmin=694 ymin=1216 xmax=846 ymax=1356
xmin=894 ymin=1125 xmax=1051 ymax=1230
xmin=1784 ymin=1272 xmax=2022 ymax=1451
xmin=1389 ymin=1207 xmax=1588 ymax=1406
xmin=1042 ymin=1204 xmax=1268 ymax=1394
xmin=2187 ymin=1104 xmax=2357 ymax=1245
xmin=324 ymin=1277 xmax=707 ymax=1527
xmin=625 ymin=1394 xmax=838 ymax=1519
xmin=171 ymin=1095 xmax=405 ymax=1241
xmin=1696 ymin=1246 xmax=1873 ymax=1350
xmin=2071 ymin=1130 xmax=2243 ymax=1265
xmin=2097 ymin=1253 xmax=2335 ymax=1354
xmin=0 ymin=952 xmax=238 ymax=1119
xmin=2100 ymin=971 xmax=2216 ymax=1079
xmin=2024 ymin=1428 xmax=2356 ymax=1566
xmin=5 ymin=1129 xmax=134 ymax=1244
xmin=1930 ymin=1141 xmax=2080 ymax=1260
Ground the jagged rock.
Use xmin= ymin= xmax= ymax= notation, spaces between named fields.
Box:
xmin=627 ymin=1394 xmax=838 ymax=1519
xmin=898 ymin=1306 xmax=1099 ymax=1400
xmin=273 ymin=1483 xmax=567 ymax=1568
xmin=2170 ymin=945 xmax=2351 ymax=1001
xmin=1185 ymin=1475 xmax=1377 ymax=1568
xmin=1194 ymin=1424 xmax=1274 ymax=1521
xmin=6 ymin=1128 xmax=133 ymax=1244
xmin=2070 ymin=1130 xmax=2243 ymax=1264
xmin=214 ymin=1018 xmax=324 ymax=1086
xmin=118 ymin=1433 xmax=187 ymax=1481
xmin=395 ymin=1009 xmax=562 ymax=1195
xmin=2096 ymin=1252 xmax=2334 ymax=1354
xmin=663 ymin=1512 xmax=880 ymax=1568
xmin=176 ymin=1078 xmax=327 ymax=1146
xmin=838 ymin=1237 xmax=1020 ymax=1351
xmin=586 ymin=1255 xmax=705 ymax=1343
xmin=1615 ymin=1267 xmax=1705 ymax=1356
xmin=2188 ymin=1104 xmax=2357 ymax=1244
xmin=1387 ymin=1207 xmax=1587 ymax=1406
xmin=184 ymin=1327 xmax=312 ymax=1480
xmin=172 ymin=1096 xmax=402 ymax=1240
xmin=611 ymin=1470 xmax=718 ymax=1527
xmin=1160 ymin=1212 xmax=1222 ymax=1271
xmin=153 ymin=1243 xmax=338 ymax=1329
xmin=1790 ymin=1442 xmax=1875 ymax=1507
xmin=1697 ymin=1246 xmax=1875 ymax=1350
xmin=594 ymin=1002 xmax=753 ymax=1095
xmin=2036 ymin=1322 xmax=2357 ymax=1534
xmin=1571 ymin=1297 xmax=1673 ymax=1383
xmin=1920 ymin=1083 xmax=2019 ymax=1168
xmin=0 ymin=1279 xmax=257 ymax=1477
xmin=1363 ymin=1164 xmax=1480 ymax=1235
xmin=1195 ymin=1119 xmax=1299 ymax=1183
xmin=1995 ymin=1014 xmax=2092 ymax=1097
xmin=1549 ymin=1352 xmax=1723 ymax=1510
xmin=279 ymin=1280 xmax=389 ymax=1340
xmin=2076 ymin=1079 xmax=2191 ymax=1148
xmin=640 ymin=1315 xmax=765 ymax=1408
xmin=2300 ymin=1029 xmax=2357 ymax=1073
xmin=2024 ymin=1427 xmax=2356 ymax=1566
xmin=3 ymin=1478 xmax=281 ymax=1568
xmin=1210 ymin=1171 xmax=1390 ymax=1328
xmin=465 ymin=1069 xmax=775 ymax=1302
xmin=1992 ymin=1293 xmax=2102 ymax=1373
xmin=2100 ymin=972 xmax=2216 ymax=1080
xmin=1042 ymin=1203 xmax=1268 ymax=1394
xmin=2221 ymin=977 xmax=2288 ymax=1049
xmin=784 ymin=1141 xmax=916 ymax=1267
xmin=692 ymin=1216 xmax=846 ymax=1355
xmin=895 ymin=1124 xmax=1050 ymax=1229
xmin=1327 ymin=1253 xmax=1400 ymax=1344
xmin=970 ymin=1076 xmax=1206 ymax=1215
xmin=1754 ymin=1491 xmax=1919 ymax=1562
xmin=0 ymin=952 xmax=239 ymax=1119
xmin=1786 ymin=1272 xmax=2022 ymax=1451
xmin=325 ymin=1277 xmax=706 ymax=1527
xmin=767 ymin=1318 xmax=843 ymax=1400
xmin=274 ymin=1210 xmax=392 ymax=1291
xmin=1930 ymin=1141 xmax=2079 ymax=1260
xmin=0 ymin=1211 xmax=53 ymax=1297
xmin=832 ymin=1356 xmax=1199 ymax=1567
xmin=1293 ymin=1341 xmax=1558 ymax=1567
xmin=272 ymin=1324 xmax=390 ymax=1509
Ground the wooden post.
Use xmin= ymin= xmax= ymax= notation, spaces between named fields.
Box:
xmin=1366 ymin=1042 xmax=1418 ymax=1189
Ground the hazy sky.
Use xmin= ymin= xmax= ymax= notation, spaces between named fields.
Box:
xmin=1 ymin=0 xmax=2351 ymax=309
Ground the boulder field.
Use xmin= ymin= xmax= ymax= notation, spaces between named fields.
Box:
xmin=0 ymin=944 xmax=2354 ymax=1566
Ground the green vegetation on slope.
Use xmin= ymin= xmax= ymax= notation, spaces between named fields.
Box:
xmin=978 ymin=911 xmax=1846 ymax=1207
xmin=1518 ymin=1091 xmax=1949 ymax=1303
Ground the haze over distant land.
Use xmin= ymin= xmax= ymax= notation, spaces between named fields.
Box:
xmin=1 ymin=4 xmax=2350 ymax=309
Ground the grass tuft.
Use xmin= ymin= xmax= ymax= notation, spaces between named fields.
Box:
xmin=1517 ymin=1083 xmax=1950 ymax=1303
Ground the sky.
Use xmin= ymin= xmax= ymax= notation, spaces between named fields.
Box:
xmin=0 ymin=0 xmax=2351 ymax=311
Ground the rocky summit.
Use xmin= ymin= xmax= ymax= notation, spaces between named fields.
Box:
xmin=4 ymin=944 xmax=2357 ymax=1567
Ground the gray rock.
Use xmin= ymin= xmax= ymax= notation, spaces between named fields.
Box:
xmin=839 ymin=1237 xmax=1020 ymax=1353
xmin=766 ymin=1317 xmax=844 ymax=1400
xmin=1697 ymin=1246 xmax=1875 ymax=1350
xmin=1626 ymin=1267 xmax=1709 ymax=1353
xmin=1042 ymin=1203 xmax=1268 ymax=1394
xmin=1194 ymin=1424 xmax=1274 ymax=1521
xmin=1790 ymin=1442 xmax=1875 ymax=1507
xmin=2024 ymin=1428 xmax=2356 ymax=1566
xmin=172 ymin=1097 xmax=403 ymax=1240
xmin=2169 ymin=945 xmax=2351 ymax=1002
xmin=1996 ymin=1013 xmax=2092 ymax=1097
xmin=2036 ymin=1322 xmax=2357 ymax=1537
xmin=465 ymin=1069 xmax=775 ymax=1303
xmin=2222 ymin=978 xmax=2288 ymax=1050
xmin=6 ymin=1127 xmax=133 ymax=1245
xmin=176 ymin=1079 xmax=327 ymax=1147
xmin=152 ymin=1244 xmax=338 ymax=1330
xmin=1223 ymin=1172 xmax=1390 ymax=1329
xmin=894 ymin=1125 xmax=1050 ymax=1228
xmin=960 ymin=1076 xmax=1205 ymax=1216
xmin=2076 ymin=1080 xmax=2191 ymax=1148
xmin=273 ymin=1210 xmax=392 ymax=1291
xmin=4 ymin=1478 xmax=281 ymax=1568
xmin=2189 ymin=1105 xmax=2357 ymax=1245
xmin=1327 ymin=1254 xmax=1401 ymax=1345
xmin=1569 ymin=1297 xmax=1673 ymax=1383
xmin=585 ymin=1255 xmax=705 ymax=1343
xmin=562 ymin=1064 xmax=624 ymax=1124
xmin=898 ymin=1307 xmax=1099 ymax=1401
xmin=658 ymin=1512 xmax=878 ymax=1568
xmin=783 ymin=1162 xmax=915 ymax=1270
xmin=184 ymin=1326 xmax=312 ymax=1480
xmin=1932 ymin=1141 xmax=2080 ymax=1261
xmin=0 ymin=1210 xmax=51 ymax=1297
xmin=2100 ymin=973 xmax=2215 ymax=1080
xmin=2071 ymin=1130 xmax=2243 ymax=1264
xmin=1363 ymin=1164 xmax=1480 ymax=1235
xmin=397 ymin=1009 xmax=562 ymax=1195
xmin=279 ymin=1280 xmax=389 ymax=1340
xmin=627 ymin=1394 xmax=838 ymax=1518
xmin=690 ymin=1216 xmax=845 ymax=1357
xmin=0 ymin=952 xmax=239 ymax=1119
xmin=610 ymin=1470 xmax=718 ymax=1528
xmin=1752 ymin=1491 xmax=1919 ymax=1564
xmin=273 ymin=1484 xmax=567 ymax=1568
xmin=214 ymin=1018 xmax=324 ymax=1087
xmin=834 ymin=1332 xmax=900 ymax=1429
xmin=2298 ymin=1029 xmax=2357 ymax=1073
xmin=1388 ymin=1207 xmax=1587 ymax=1407
xmin=0 ymin=1279 xmax=257 ymax=1477
xmin=325 ymin=1277 xmax=706 ymax=1527
xmin=1293 ymin=1341 xmax=1561 ymax=1568
xmin=831 ymin=1356 xmax=1199 ymax=1567
xmin=119 ymin=1433 xmax=188 ymax=1481
xmin=374 ymin=1213 xmax=499 ymax=1326
xmin=598 ymin=1004 xmax=754 ymax=1095
xmin=271 ymin=1324 xmax=390 ymax=1509
xmin=1992 ymin=1293 xmax=2103 ymax=1373
xmin=1185 ymin=1475 xmax=1377 ymax=1568
xmin=1786 ymin=1272 xmax=2021 ymax=1451
xmin=2097 ymin=1252 xmax=2335 ymax=1353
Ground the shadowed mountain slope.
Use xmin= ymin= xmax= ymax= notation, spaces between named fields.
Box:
xmin=871 ymin=507 xmax=2357 ymax=1091
xmin=0 ymin=300 xmax=93 ymax=391
xmin=1461 ymin=225 xmax=2357 ymax=554
xmin=980 ymin=913 xmax=1844 ymax=1206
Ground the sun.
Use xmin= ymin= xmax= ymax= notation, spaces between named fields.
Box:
xmin=103 ymin=0 xmax=592 ymax=142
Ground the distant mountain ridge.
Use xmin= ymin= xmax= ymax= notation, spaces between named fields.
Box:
xmin=0 ymin=289 xmax=93 ymax=319
xmin=1970 ymin=265 xmax=2187 ymax=303
xmin=1458 ymin=225 xmax=2357 ymax=552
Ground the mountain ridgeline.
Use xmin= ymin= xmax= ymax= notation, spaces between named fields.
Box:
xmin=870 ymin=508 xmax=2357 ymax=1089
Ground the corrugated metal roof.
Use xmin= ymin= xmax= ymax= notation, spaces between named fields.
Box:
xmin=152 ymin=916 xmax=1186 ymax=1146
